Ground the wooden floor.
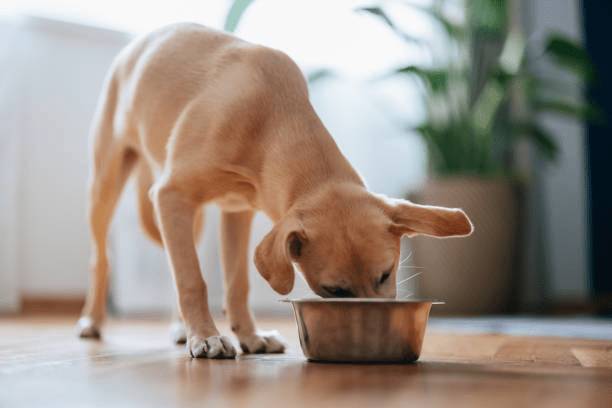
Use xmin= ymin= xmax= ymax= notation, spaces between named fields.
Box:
xmin=1 ymin=315 xmax=611 ymax=407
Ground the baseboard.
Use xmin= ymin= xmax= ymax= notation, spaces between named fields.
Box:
xmin=20 ymin=296 xmax=85 ymax=315
xmin=0 ymin=298 xmax=19 ymax=313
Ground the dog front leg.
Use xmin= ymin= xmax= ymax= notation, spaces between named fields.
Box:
xmin=221 ymin=210 xmax=286 ymax=354
xmin=153 ymin=184 xmax=235 ymax=358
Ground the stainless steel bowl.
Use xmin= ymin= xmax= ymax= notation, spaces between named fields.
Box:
xmin=283 ymin=298 xmax=442 ymax=363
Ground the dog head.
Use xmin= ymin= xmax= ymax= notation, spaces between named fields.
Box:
xmin=254 ymin=184 xmax=472 ymax=298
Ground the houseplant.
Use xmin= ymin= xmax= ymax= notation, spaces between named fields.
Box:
xmin=360 ymin=0 xmax=596 ymax=313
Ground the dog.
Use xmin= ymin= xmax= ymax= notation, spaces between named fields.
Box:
xmin=77 ymin=23 xmax=473 ymax=359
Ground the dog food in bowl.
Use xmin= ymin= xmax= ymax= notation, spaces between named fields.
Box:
xmin=283 ymin=298 xmax=442 ymax=363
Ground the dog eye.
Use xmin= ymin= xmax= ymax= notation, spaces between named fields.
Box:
xmin=378 ymin=270 xmax=391 ymax=285
xmin=288 ymin=233 xmax=303 ymax=258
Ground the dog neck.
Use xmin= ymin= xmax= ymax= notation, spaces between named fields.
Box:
xmin=259 ymin=109 xmax=365 ymax=221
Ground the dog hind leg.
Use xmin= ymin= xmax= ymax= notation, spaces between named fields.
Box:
xmin=136 ymin=161 xmax=164 ymax=247
xmin=78 ymin=71 xmax=138 ymax=338
xmin=78 ymin=144 xmax=137 ymax=338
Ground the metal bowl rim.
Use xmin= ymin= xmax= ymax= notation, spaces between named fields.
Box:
xmin=280 ymin=297 xmax=444 ymax=304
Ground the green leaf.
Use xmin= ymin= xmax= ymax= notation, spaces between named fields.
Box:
xmin=356 ymin=6 xmax=425 ymax=44
xmin=513 ymin=122 xmax=559 ymax=161
xmin=525 ymin=73 xmax=574 ymax=98
xmin=307 ymin=69 xmax=335 ymax=83
xmin=357 ymin=6 xmax=395 ymax=29
xmin=544 ymin=34 xmax=594 ymax=81
xmin=224 ymin=0 xmax=255 ymax=33
xmin=471 ymin=78 xmax=505 ymax=135
xmin=534 ymin=98 xmax=602 ymax=122
xmin=471 ymin=68 xmax=513 ymax=135
xmin=471 ymin=30 xmax=525 ymax=135
xmin=468 ymin=0 xmax=507 ymax=34
xmin=395 ymin=65 xmax=449 ymax=92
xmin=498 ymin=29 xmax=525 ymax=75
xmin=414 ymin=123 xmax=448 ymax=172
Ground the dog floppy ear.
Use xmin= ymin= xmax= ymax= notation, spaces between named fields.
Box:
xmin=386 ymin=198 xmax=473 ymax=238
xmin=254 ymin=216 xmax=306 ymax=295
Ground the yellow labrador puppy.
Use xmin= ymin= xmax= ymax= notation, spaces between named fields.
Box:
xmin=77 ymin=23 xmax=472 ymax=359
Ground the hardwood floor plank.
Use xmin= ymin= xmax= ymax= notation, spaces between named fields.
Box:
xmin=572 ymin=347 xmax=612 ymax=368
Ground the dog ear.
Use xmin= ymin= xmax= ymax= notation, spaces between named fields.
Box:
xmin=385 ymin=198 xmax=473 ymax=238
xmin=254 ymin=216 xmax=306 ymax=295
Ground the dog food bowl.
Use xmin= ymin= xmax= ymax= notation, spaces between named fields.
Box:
xmin=283 ymin=298 xmax=442 ymax=363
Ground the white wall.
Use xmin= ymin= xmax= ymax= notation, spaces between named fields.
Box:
xmin=0 ymin=16 xmax=130 ymax=303
xmin=0 ymin=18 xmax=22 ymax=311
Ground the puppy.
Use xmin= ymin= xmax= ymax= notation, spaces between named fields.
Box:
xmin=77 ymin=23 xmax=473 ymax=359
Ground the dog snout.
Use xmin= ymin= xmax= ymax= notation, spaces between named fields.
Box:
xmin=316 ymin=282 xmax=397 ymax=299
xmin=320 ymin=286 xmax=355 ymax=298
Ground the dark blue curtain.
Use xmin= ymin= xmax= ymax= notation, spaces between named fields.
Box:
xmin=582 ymin=0 xmax=612 ymax=315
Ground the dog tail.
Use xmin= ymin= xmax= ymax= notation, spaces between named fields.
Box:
xmin=136 ymin=161 xmax=163 ymax=247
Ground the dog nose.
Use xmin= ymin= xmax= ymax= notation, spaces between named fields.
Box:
xmin=321 ymin=286 xmax=355 ymax=298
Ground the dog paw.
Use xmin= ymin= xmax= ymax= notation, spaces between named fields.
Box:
xmin=170 ymin=321 xmax=187 ymax=345
xmin=239 ymin=331 xmax=286 ymax=354
xmin=77 ymin=316 xmax=101 ymax=339
xmin=188 ymin=335 xmax=236 ymax=359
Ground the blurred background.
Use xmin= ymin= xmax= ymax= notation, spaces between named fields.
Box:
xmin=0 ymin=0 xmax=610 ymax=318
